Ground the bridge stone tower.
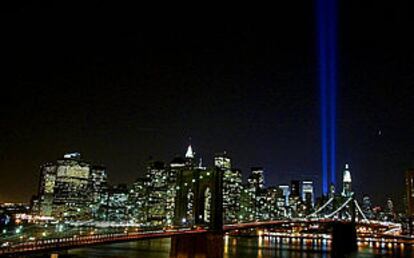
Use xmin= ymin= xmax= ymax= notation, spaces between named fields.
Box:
xmin=174 ymin=166 xmax=223 ymax=232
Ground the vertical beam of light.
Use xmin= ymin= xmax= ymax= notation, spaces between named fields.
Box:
xmin=317 ymin=0 xmax=337 ymax=194
xmin=328 ymin=0 xmax=337 ymax=187
xmin=317 ymin=0 xmax=329 ymax=194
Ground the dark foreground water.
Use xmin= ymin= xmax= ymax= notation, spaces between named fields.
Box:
xmin=22 ymin=236 xmax=414 ymax=258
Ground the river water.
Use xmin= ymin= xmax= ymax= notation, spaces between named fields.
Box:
xmin=24 ymin=236 xmax=414 ymax=258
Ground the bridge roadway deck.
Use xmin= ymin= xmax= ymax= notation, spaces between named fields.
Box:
xmin=0 ymin=228 xmax=207 ymax=256
xmin=0 ymin=219 xmax=409 ymax=256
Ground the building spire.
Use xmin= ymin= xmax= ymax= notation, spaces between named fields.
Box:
xmin=343 ymin=163 xmax=352 ymax=183
xmin=185 ymin=145 xmax=194 ymax=159
xmin=185 ymin=137 xmax=194 ymax=159
xmin=342 ymin=163 xmax=353 ymax=197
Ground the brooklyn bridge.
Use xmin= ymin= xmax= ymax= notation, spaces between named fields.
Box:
xmin=0 ymin=168 xmax=408 ymax=256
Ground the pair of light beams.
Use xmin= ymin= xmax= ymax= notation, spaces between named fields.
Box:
xmin=317 ymin=0 xmax=337 ymax=194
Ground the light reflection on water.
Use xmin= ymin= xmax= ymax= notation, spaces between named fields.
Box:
xmin=224 ymin=236 xmax=330 ymax=258
xmin=22 ymin=236 xmax=414 ymax=258
xmin=223 ymin=236 xmax=414 ymax=258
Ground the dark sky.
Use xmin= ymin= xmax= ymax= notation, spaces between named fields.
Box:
xmin=1 ymin=2 xmax=413 ymax=209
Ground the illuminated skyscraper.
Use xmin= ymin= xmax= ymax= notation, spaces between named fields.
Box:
xmin=52 ymin=153 xmax=92 ymax=219
xmin=290 ymin=180 xmax=300 ymax=197
xmin=341 ymin=164 xmax=352 ymax=197
xmin=265 ymin=187 xmax=283 ymax=219
xmin=185 ymin=145 xmax=195 ymax=167
xmin=36 ymin=163 xmax=57 ymax=216
xmin=278 ymin=184 xmax=290 ymax=206
xmin=248 ymin=167 xmax=264 ymax=190
xmin=105 ymin=184 xmax=129 ymax=222
xmin=238 ymin=184 xmax=255 ymax=222
xmin=248 ymin=167 xmax=265 ymax=220
xmin=214 ymin=152 xmax=231 ymax=169
xmin=128 ymin=178 xmax=149 ymax=224
xmin=145 ymin=160 xmax=169 ymax=226
xmin=224 ymin=169 xmax=242 ymax=223
xmin=405 ymin=169 xmax=414 ymax=217
xmin=289 ymin=180 xmax=301 ymax=217
xmin=166 ymin=156 xmax=186 ymax=226
xmin=302 ymin=180 xmax=314 ymax=208
xmin=215 ymin=152 xmax=241 ymax=223
xmin=34 ymin=153 xmax=107 ymax=219
xmin=89 ymin=165 xmax=108 ymax=218
xmin=278 ymin=184 xmax=290 ymax=217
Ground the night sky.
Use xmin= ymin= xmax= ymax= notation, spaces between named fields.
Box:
xmin=1 ymin=2 xmax=413 ymax=209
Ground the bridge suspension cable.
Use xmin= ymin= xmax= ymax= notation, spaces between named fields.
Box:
xmin=325 ymin=197 xmax=353 ymax=218
xmin=354 ymin=200 xmax=368 ymax=222
xmin=306 ymin=197 xmax=334 ymax=218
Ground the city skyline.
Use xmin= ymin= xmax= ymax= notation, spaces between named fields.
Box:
xmin=20 ymin=148 xmax=400 ymax=229
xmin=1 ymin=2 xmax=413 ymax=209
xmin=0 ymin=135 xmax=410 ymax=211
xmin=2 ymin=3 xmax=414 ymax=257
xmin=3 ymin=145 xmax=397 ymax=211
xmin=1 ymin=146 xmax=405 ymax=257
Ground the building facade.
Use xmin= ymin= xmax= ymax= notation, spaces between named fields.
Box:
xmin=34 ymin=153 xmax=107 ymax=220
xmin=405 ymin=169 xmax=414 ymax=217
xmin=145 ymin=160 xmax=169 ymax=226
xmin=302 ymin=180 xmax=315 ymax=209
xmin=215 ymin=152 xmax=242 ymax=223
xmin=341 ymin=164 xmax=353 ymax=197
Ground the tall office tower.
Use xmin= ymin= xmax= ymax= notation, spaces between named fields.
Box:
xmin=278 ymin=184 xmax=290 ymax=206
xmin=128 ymin=178 xmax=149 ymax=224
xmin=362 ymin=194 xmax=374 ymax=219
xmin=214 ymin=151 xmax=231 ymax=169
xmin=166 ymin=156 xmax=186 ymax=226
xmin=405 ymin=169 xmax=414 ymax=217
xmin=215 ymin=152 xmax=241 ymax=223
xmin=265 ymin=187 xmax=283 ymax=220
xmin=52 ymin=153 xmax=92 ymax=219
xmin=278 ymin=184 xmax=290 ymax=218
xmin=276 ymin=188 xmax=286 ymax=212
xmin=290 ymin=180 xmax=300 ymax=197
xmin=341 ymin=164 xmax=353 ymax=197
xmin=253 ymin=188 xmax=267 ymax=220
xmin=89 ymin=165 xmax=108 ymax=218
xmin=224 ymin=169 xmax=242 ymax=223
xmin=238 ymin=184 xmax=255 ymax=222
xmin=247 ymin=167 xmax=265 ymax=220
xmin=302 ymin=180 xmax=315 ymax=208
xmin=248 ymin=167 xmax=264 ymax=190
xmin=146 ymin=160 xmax=169 ymax=226
xmin=106 ymin=184 xmax=129 ymax=222
xmin=185 ymin=145 xmax=195 ymax=167
xmin=288 ymin=180 xmax=301 ymax=217
xmin=36 ymin=163 xmax=57 ymax=216
xmin=34 ymin=153 xmax=106 ymax=219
